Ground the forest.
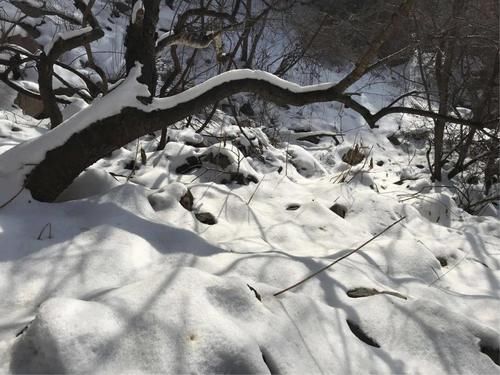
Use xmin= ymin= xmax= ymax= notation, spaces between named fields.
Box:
xmin=0 ymin=0 xmax=499 ymax=373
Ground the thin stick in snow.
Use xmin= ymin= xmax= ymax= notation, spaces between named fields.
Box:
xmin=247 ymin=175 xmax=264 ymax=205
xmin=37 ymin=222 xmax=52 ymax=240
xmin=428 ymin=252 xmax=469 ymax=287
xmin=273 ymin=216 xmax=407 ymax=297
xmin=0 ymin=186 xmax=24 ymax=209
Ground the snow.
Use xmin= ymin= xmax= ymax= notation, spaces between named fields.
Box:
xmin=53 ymin=65 xmax=89 ymax=92
xmin=156 ymin=30 xmax=173 ymax=47
xmin=0 ymin=2 xmax=499 ymax=372
xmin=0 ymin=67 xmax=352 ymax=202
xmin=151 ymin=69 xmax=335 ymax=111
xmin=44 ymin=27 xmax=93 ymax=55
xmin=131 ymin=1 xmax=144 ymax=25
xmin=1 ymin=93 xmax=499 ymax=373
xmin=56 ymin=167 xmax=120 ymax=201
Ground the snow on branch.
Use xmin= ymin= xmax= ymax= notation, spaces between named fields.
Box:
xmin=11 ymin=0 xmax=82 ymax=25
xmin=131 ymin=0 xmax=144 ymax=25
xmin=44 ymin=26 xmax=93 ymax=55
xmin=0 ymin=65 xmax=493 ymax=202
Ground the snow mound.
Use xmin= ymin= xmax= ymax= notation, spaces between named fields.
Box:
xmin=1 ymin=59 xmax=499 ymax=374
xmin=10 ymin=270 xmax=271 ymax=374
xmin=287 ymin=144 xmax=326 ymax=178
xmin=10 ymin=266 xmax=500 ymax=374
xmin=57 ymin=168 xmax=121 ymax=201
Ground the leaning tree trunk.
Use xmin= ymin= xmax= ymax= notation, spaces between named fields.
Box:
xmin=22 ymin=69 xmax=492 ymax=202
xmin=23 ymin=76 xmax=365 ymax=201
xmin=20 ymin=0 xmax=486 ymax=202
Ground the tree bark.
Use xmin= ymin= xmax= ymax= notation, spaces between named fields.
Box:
xmin=334 ymin=0 xmax=414 ymax=93
xmin=37 ymin=54 xmax=63 ymax=128
xmin=432 ymin=0 xmax=464 ymax=181
xmin=15 ymin=0 xmax=494 ymax=202
xmin=124 ymin=0 xmax=160 ymax=96
xmin=23 ymin=70 xmax=493 ymax=202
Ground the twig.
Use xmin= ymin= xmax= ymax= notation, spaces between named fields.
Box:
xmin=37 ymin=223 xmax=52 ymax=240
xmin=428 ymin=252 xmax=468 ymax=287
xmin=126 ymin=139 xmax=140 ymax=182
xmin=285 ymin=132 xmax=291 ymax=177
xmin=273 ymin=216 xmax=406 ymax=297
xmin=0 ymin=186 xmax=24 ymax=209
xmin=247 ymin=175 xmax=264 ymax=205
xmin=228 ymin=97 xmax=255 ymax=149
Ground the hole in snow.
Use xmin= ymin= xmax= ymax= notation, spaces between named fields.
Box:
xmin=286 ymin=204 xmax=300 ymax=211
xmin=479 ymin=339 xmax=500 ymax=366
xmin=342 ymin=146 xmax=365 ymax=166
xmin=346 ymin=288 xmax=407 ymax=300
xmin=179 ymin=189 xmax=194 ymax=211
xmin=436 ymin=256 xmax=448 ymax=267
xmin=330 ymin=203 xmax=347 ymax=218
xmin=260 ymin=347 xmax=278 ymax=374
xmin=346 ymin=320 xmax=380 ymax=348
xmin=175 ymin=156 xmax=202 ymax=174
xmin=124 ymin=160 xmax=140 ymax=171
xmin=195 ymin=212 xmax=217 ymax=225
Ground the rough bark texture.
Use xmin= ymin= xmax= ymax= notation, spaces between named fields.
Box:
xmin=24 ymin=73 xmax=493 ymax=202
xmin=334 ymin=0 xmax=415 ymax=93
xmin=432 ymin=0 xmax=463 ymax=181
xmin=19 ymin=0 xmax=494 ymax=202
xmin=37 ymin=55 xmax=62 ymax=127
xmin=24 ymin=78 xmax=350 ymax=201
xmin=124 ymin=0 xmax=160 ymax=95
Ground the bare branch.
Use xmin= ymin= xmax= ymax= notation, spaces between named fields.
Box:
xmin=335 ymin=0 xmax=415 ymax=93
xmin=11 ymin=0 xmax=81 ymax=25
xmin=47 ymin=27 xmax=104 ymax=61
xmin=22 ymin=68 xmax=494 ymax=201
xmin=273 ymin=216 xmax=407 ymax=297
xmin=372 ymin=106 xmax=495 ymax=129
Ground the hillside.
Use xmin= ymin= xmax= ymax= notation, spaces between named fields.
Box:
xmin=0 ymin=0 xmax=499 ymax=373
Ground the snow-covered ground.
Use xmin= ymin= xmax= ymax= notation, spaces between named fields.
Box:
xmin=0 ymin=75 xmax=499 ymax=373
xmin=0 ymin=0 xmax=499 ymax=371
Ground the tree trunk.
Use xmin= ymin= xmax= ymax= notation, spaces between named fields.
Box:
xmin=22 ymin=74 xmax=368 ymax=201
xmin=21 ymin=68 xmax=492 ymax=202
xmin=432 ymin=0 xmax=464 ymax=181
xmin=240 ymin=0 xmax=252 ymax=63
xmin=38 ymin=55 xmax=62 ymax=128
xmin=124 ymin=0 xmax=160 ymax=96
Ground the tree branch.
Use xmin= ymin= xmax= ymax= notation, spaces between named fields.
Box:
xmin=47 ymin=27 xmax=104 ymax=61
xmin=372 ymin=105 xmax=494 ymax=129
xmin=11 ymin=0 xmax=81 ymax=25
xmin=19 ymin=68 xmax=494 ymax=201
xmin=335 ymin=0 xmax=415 ymax=93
